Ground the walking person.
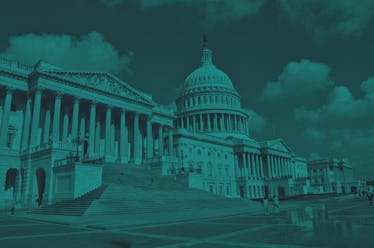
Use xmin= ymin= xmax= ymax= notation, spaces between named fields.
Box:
xmin=273 ymin=194 xmax=280 ymax=213
xmin=263 ymin=196 xmax=269 ymax=215
xmin=368 ymin=188 xmax=374 ymax=206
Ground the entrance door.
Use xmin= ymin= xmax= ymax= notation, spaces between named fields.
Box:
xmin=5 ymin=168 xmax=19 ymax=200
xmin=239 ymin=186 xmax=245 ymax=198
xmin=278 ymin=187 xmax=286 ymax=199
xmin=35 ymin=168 xmax=46 ymax=207
xmin=264 ymin=186 xmax=269 ymax=197
xmin=341 ymin=186 xmax=346 ymax=194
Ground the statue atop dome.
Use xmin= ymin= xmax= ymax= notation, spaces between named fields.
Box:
xmin=201 ymin=34 xmax=213 ymax=66
xmin=203 ymin=33 xmax=208 ymax=49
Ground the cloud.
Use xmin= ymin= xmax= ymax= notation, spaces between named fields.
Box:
xmin=1 ymin=32 xmax=133 ymax=74
xmin=246 ymin=109 xmax=267 ymax=136
xmin=261 ymin=59 xmax=333 ymax=100
xmin=277 ymin=0 xmax=374 ymax=37
xmin=100 ymin=0 xmax=266 ymax=21
xmin=303 ymin=127 xmax=326 ymax=143
xmin=295 ymin=82 xmax=374 ymax=126
xmin=361 ymin=77 xmax=374 ymax=94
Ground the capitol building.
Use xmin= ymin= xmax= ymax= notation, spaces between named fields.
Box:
xmin=0 ymin=39 xmax=356 ymax=209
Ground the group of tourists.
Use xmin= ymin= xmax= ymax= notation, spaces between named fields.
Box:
xmin=263 ymin=194 xmax=280 ymax=215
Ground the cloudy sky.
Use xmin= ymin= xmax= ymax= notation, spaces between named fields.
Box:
xmin=0 ymin=0 xmax=373 ymax=179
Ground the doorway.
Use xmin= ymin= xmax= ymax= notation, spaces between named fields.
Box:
xmin=239 ymin=186 xmax=245 ymax=198
xmin=35 ymin=168 xmax=46 ymax=207
xmin=278 ymin=186 xmax=286 ymax=199
xmin=5 ymin=168 xmax=19 ymax=200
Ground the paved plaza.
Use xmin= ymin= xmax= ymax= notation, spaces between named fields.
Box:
xmin=0 ymin=196 xmax=373 ymax=248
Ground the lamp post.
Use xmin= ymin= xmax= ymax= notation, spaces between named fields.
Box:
xmin=181 ymin=150 xmax=185 ymax=173
xmin=72 ymin=132 xmax=83 ymax=162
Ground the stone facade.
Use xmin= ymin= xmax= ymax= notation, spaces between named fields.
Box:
xmin=307 ymin=158 xmax=355 ymax=194
xmin=0 ymin=41 xmax=357 ymax=209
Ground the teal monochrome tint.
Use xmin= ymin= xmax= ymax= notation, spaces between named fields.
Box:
xmin=0 ymin=0 xmax=372 ymax=246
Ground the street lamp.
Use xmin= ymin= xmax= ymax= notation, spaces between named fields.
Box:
xmin=72 ymin=132 xmax=83 ymax=162
xmin=180 ymin=150 xmax=185 ymax=173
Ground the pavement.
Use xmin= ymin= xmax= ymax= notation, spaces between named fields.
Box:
xmin=0 ymin=195 xmax=373 ymax=248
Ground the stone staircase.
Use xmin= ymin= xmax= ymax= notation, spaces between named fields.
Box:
xmin=31 ymin=185 xmax=108 ymax=216
xmin=32 ymin=162 xmax=260 ymax=216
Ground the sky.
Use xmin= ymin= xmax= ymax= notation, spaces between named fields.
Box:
xmin=0 ymin=0 xmax=373 ymax=179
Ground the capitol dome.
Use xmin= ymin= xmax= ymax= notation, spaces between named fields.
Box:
xmin=184 ymin=48 xmax=234 ymax=91
xmin=175 ymin=37 xmax=251 ymax=140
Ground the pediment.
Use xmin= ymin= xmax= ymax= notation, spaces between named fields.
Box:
xmin=265 ymin=139 xmax=294 ymax=154
xmin=40 ymin=70 xmax=155 ymax=105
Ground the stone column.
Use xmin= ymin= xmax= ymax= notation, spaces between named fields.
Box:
xmin=133 ymin=112 xmax=141 ymax=164
xmin=146 ymin=116 xmax=153 ymax=159
xmin=220 ymin=113 xmax=224 ymax=131
xmin=233 ymin=115 xmax=237 ymax=131
xmin=213 ymin=113 xmax=218 ymax=131
xmin=192 ymin=115 xmax=196 ymax=131
xmin=21 ymin=95 xmax=32 ymax=149
xmin=71 ymin=97 xmax=80 ymax=139
xmin=251 ymin=153 xmax=257 ymax=178
xmin=105 ymin=105 xmax=112 ymax=160
xmin=42 ymin=110 xmax=51 ymax=144
xmin=168 ymin=127 xmax=173 ymax=156
xmin=181 ymin=117 xmax=184 ymax=129
xmin=199 ymin=114 xmax=203 ymax=131
xmin=88 ymin=102 xmax=96 ymax=157
xmin=242 ymin=153 xmax=248 ymax=179
xmin=274 ymin=156 xmax=280 ymax=177
xmin=207 ymin=114 xmax=211 ymax=131
xmin=255 ymin=155 xmax=261 ymax=178
xmin=0 ymin=88 xmax=13 ymax=147
xmin=246 ymin=153 xmax=252 ymax=177
xmin=234 ymin=153 xmax=240 ymax=178
xmin=120 ymin=109 xmax=128 ymax=163
xmin=51 ymin=93 xmax=62 ymax=143
xmin=158 ymin=124 xmax=163 ymax=156
xmin=267 ymin=155 xmax=272 ymax=178
xmin=62 ymin=114 xmax=69 ymax=143
xmin=271 ymin=156 xmax=276 ymax=177
xmin=95 ymin=121 xmax=101 ymax=156
xmin=186 ymin=116 xmax=189 ymax=130
xmin=259 ymin=155 xmax=264 ymax=178
xmin=30 ymin=89 xmax=42 ymax=146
